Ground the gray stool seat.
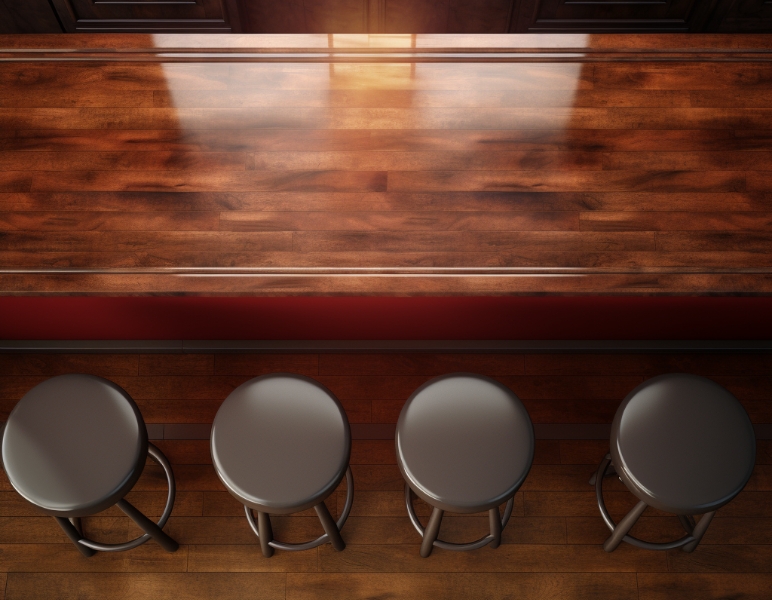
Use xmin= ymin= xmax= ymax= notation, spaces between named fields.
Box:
xmin=396 ymin=373 xmax=534 ymax=556
xmin=595 ymin=373 xmax=755 ymax=553
xmin=2 ymin=374 xmax=178 ymax=557
xmin=3 ymin=374 xmax=146 ymax=516
xmin=211 ymin=374 xmax=353 ymax=557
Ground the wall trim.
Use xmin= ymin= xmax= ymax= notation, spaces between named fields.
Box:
xmin=1 ymin=339 xmax=771 ymax=353
xmin=143 ymin=422 xmax=772 ymax=440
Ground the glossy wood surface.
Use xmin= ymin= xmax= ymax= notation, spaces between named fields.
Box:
xmin=2 ymin=34 xmax=772 ymax=295
xmin=0 ymin=351 xmax=770 ymax=598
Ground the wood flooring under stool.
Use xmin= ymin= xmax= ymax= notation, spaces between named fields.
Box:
xmin=0 ymin=351 xmax=771 ymax=599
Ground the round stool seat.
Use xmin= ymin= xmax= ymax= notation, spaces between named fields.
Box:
xmin=2 ymin=374 xmax=147 ymax=517
xmin=211 ymin=374 xmax=350 ymax=514
xmin=611 ymin=373 xmax=755 ymax=515
xmin=396 ymin=373 xmax=534 ymax=513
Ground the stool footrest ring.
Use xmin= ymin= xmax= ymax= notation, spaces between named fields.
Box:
xmin=405 ymin=484 xmax=514 ymax=551
xmin=245 ymin=467 xmax=354 ymax=552
xmin=77 ymin=443 xmax=177 ymax=553
xmin=594 ymin=453 xmax=709 ymax=552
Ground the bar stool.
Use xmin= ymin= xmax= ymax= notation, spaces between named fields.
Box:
xmin=396 ymin=373 xmax=534 ymax=557
xmin=1 ymin=374 xmax=178 ymax=557
xmin=593 ymin=373 xmax=755 ymax=552
xmin=211 ymin=373 xmax=353 ymax=557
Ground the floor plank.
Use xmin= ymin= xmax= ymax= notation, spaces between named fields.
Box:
xmin=5 ymin=573 xmax=285 ymax=600
xmin=286 ymin=573 xmax=639 ymax=600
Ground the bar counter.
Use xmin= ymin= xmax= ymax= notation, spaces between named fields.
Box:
xmin=2 ymin=33 xmax=772 ymax=296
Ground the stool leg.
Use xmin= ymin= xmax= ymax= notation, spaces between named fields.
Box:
xmin=257 ymin=511 xmax=275 ymax=558
xmin=420 ymin=507 xmax=444 ymax=558
xmin=589 ymin=461 xmax=617 ymax=486
xmin=69 ymin=517 xmax=83 ymax=535
xmin=489 ymin=507 xmax=502 ymax=549
xmin=603 ymin=500 xmax=647 ymax=552
xmin=678 ymin=514 xmax=696 ymax=535
xmin=117 ymin=499 xmax=179 ymax=553
xmin=682 ymin=511 xmax=715 ymax=553
xmin=55 ymin=517 xmax=96 ymax=558
xmin=315 ymin=502 xmax=345 ymax=552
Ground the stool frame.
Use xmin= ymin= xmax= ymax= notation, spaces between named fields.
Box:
xmin=405 ymin=485 xmax=515 ymax=557
xmin=53 ymin=442 xmax=178 ymax=557
xmin=244 ymin=467 xmax=354 ymax=557
xmin=592 ymin=453 xmax=715 ymax=553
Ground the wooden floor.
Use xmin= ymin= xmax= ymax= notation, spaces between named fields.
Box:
xmin=2 ymin=34 xmax=772 ymax=293
xmin=1 ymin=351 xmax=770 ymax=599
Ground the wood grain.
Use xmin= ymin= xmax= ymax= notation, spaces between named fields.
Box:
xmin=2 ymin=35 xmax=772 ymax=294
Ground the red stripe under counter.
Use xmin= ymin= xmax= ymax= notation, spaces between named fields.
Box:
xmin=1 ymin=296 xmax=771 ymax=340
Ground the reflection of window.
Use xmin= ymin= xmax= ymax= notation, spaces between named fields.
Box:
xmin=328 ymin=34 xmax=415 ymax=48
xmin=328 ymin=34 xmax=417 ymax=83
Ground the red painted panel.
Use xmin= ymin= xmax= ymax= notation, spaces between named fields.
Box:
xmin=1 ymin=296 xmax=770 ymax=340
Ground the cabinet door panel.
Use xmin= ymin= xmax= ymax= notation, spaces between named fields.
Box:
xmin=305 ymin=0 xmax=368 ymax=33
xmin=447 ymin=0 xmax=514 ymax=32
xmin=384 ymin=0 xmax=450 ymax=33
xmin=715 ymin=0 xmax=772 ymax=31
xmin=238 ymin=0 xmax=305 ymax=32
xmin=0 ymin=0 xmax=63 ymax=32
xmin=515 ymin=0 xmax=717 ymax=31
xmin=51 ymin=0 xmax=234 ymax=31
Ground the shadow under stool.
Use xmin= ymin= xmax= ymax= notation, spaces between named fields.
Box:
xmin=1 ymin=374 xmax=178 ymax=556
xmin=396 ymin=373 xmax=534 ymax=557
xmin=210 ymin=373 xmax=353 ymax=557
xmin=592 ymin=373 xmax=756 ymax=553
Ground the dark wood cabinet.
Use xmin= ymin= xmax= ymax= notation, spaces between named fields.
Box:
xmin=235 ymin=0 xmax=766 ymax=33
xmin=514 ymin=0 xmax=719 ymax=32
xmin=712 ymin=0 xmax=772 ymax=31
xmin=241 ymin=0 xmax=369 ymax=33
xmin=240 ymin=0 xmax=515 ymax=33
xmin=5 ymin=0 xmax=772 ymax=34
xmin=0 ymin=0 xmax=63 ymax=32
xmin=49 ymin=0 xmax=240 ymax=32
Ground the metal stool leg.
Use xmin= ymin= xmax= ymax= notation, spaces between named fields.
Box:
xmin=420 ymin=507 xmax=444 ymax=558
xmin=117 ymin=499 xmax=179 ymax=553
xmin=589 ymin=462 xmax=617 ymax=486
xmin=69 ymin=517 xmax=83 ymax=535
xmin=257 ymin=511 xmax=274 ymax=558
xmin=489 ymin=507 xmax=502 ymax=549
xmin=315 ymin=502 xmax=345 ymax=551
xmin=603 ymin=500 xmax=648 ymax=552
xmin=55 ymin=517 xmax=96 ymax=558
xmin=682 ymin=511 xmax=715 ymax=553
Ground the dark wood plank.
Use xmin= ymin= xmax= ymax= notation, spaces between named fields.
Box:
xmin=0 ymin=544 xmax=187 ymax=572
xmin=321 ymin=354 xmax=527 ymax=377
xmin=285 ymin=573 xmax=638 ymax=600
xmin=0 ymin=355 xmax=138 ymax=377
xmin=5 ymin=573 xmax=285 ymax=600
xmin=187 ymin=544 xmax=317 ymax=572
xmin=637 ymin=573 xmax=772 ymax=600
xmin=0 ymin=152 xmax=247 ymax=172
xmin=292 ymin=231 xmax=656 ymax=253
xmin=316 ymin=543 xmax=666 ymax=572
xmin=30 ymin=170 xmax=387 ymax=193
xmin=0 ymin=212 xmax=220 ymax=232
xmin=668 ymin=545 xmax=772 ymax=572
xmin=387 ymin=170 xmax=746 ymax=193
xmin=219 ymin=211 xmax=580 ymax=232
xmin=0 ymin=517 xmax=129 ymax=544
xmin=138 ymin=355 xmax=215 ymax=377
xmin=213 ymin=354 xmax=318 ymax=376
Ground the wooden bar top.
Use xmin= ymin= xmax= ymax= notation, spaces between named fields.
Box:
xmin=2 ymin=34 xmax=772 ymax=295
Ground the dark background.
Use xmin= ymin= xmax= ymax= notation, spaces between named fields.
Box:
xmin=2 ymin=0 xmax=771 ymax=34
